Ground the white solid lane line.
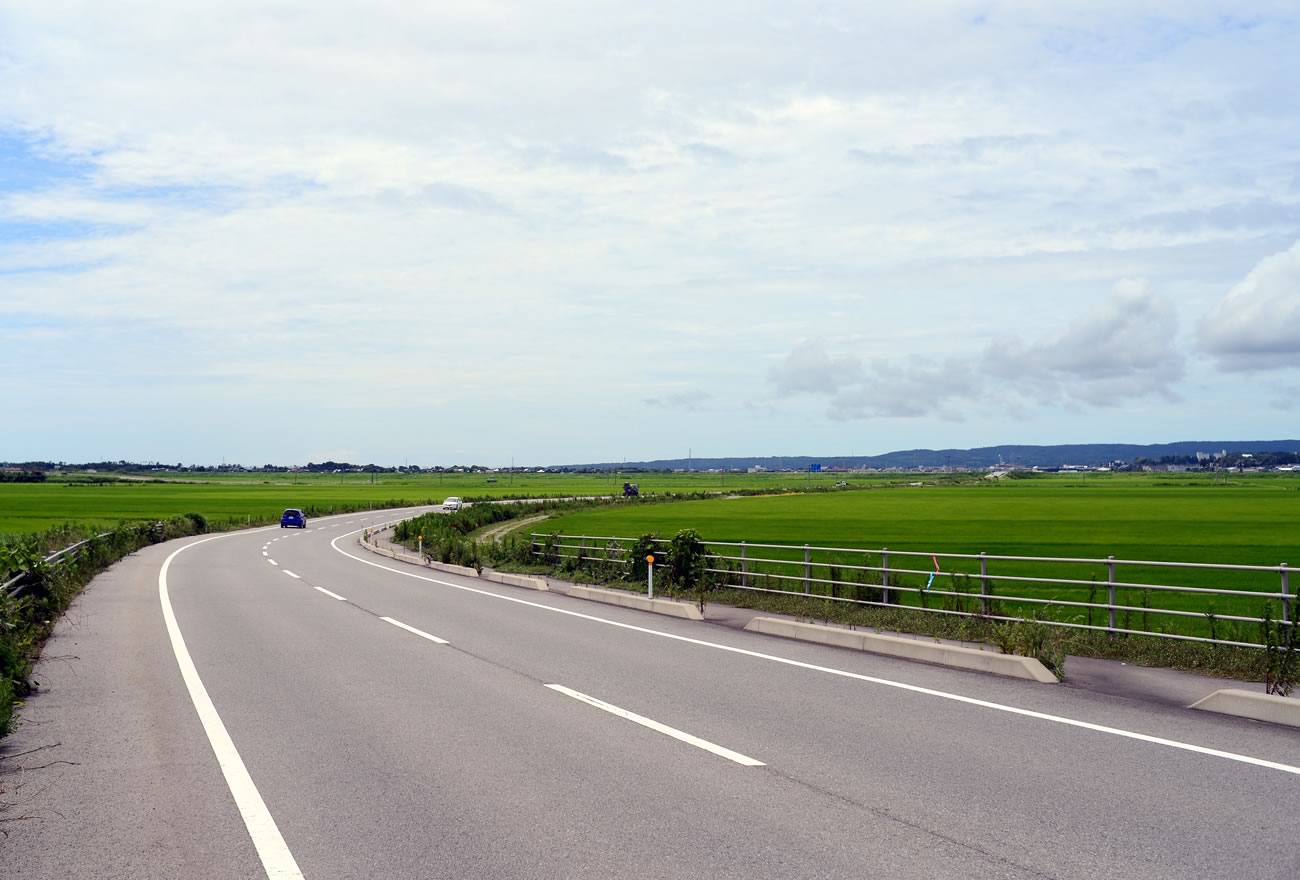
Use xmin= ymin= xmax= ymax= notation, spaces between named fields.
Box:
xmin=331 ymin=529 xmax=1300 ymax=778
xmin=547 ymin=684 xmax=764 ymax=767
xmin=159 ymin=535 xmax=304 ymax=880
xmin=283 ymin=570 xmax=300 ymax=579
xmin=380 ymin=616 xmax=449 ymax=644
xmin=314 ymin=587 xmax=347 ymax=601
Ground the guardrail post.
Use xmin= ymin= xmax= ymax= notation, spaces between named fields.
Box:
xmin=881 ymin=549 xmax=890 ymax=605
xmin=979 ymin=552 xmax=989 ymax=616
xmin=803 ymin=544 xmax=811 ymax=594
xmin=1107 ymin=555 xmax=1117 ymax=637
xmin=741 ymin=541 xmax=748 ymax=588
xmin=1282 ymin=563 xmax=1291 ymax=625
xmin=578 ymin=536 xmax=586 ymax=566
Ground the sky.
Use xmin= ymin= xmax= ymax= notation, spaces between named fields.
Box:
xmin=2 ymin=1 xmax=1299 ymax=467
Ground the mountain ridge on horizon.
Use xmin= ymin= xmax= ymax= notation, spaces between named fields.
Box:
xmin=556 ymin=440 xmax=1300 ymax=471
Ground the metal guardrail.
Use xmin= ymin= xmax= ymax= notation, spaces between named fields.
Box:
xmin=2 ymin=532 xmax=115 ymax=599
xmin=530 ymin=532 xmax=1294 ymax=648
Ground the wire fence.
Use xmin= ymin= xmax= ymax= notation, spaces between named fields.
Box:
xmin=531 ymin=532 xmax=1293 ymax=648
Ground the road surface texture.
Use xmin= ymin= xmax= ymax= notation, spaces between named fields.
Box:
xmin=3 ymin=506 xmax=1298 ymax=879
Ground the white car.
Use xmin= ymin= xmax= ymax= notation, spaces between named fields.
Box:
xmin=443 ymin=497 xmax=463 ymax=512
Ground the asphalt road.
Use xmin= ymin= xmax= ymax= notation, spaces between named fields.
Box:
xmin=3 ymin=506 xmax=1299 ymax=879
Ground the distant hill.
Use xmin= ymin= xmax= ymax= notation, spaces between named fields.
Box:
xmin=556 ymin=441 xmax=1300 ymax=471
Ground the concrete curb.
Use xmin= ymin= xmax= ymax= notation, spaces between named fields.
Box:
xmin=425 ymin=560 xmax=479 ymax=578
xmin=566 ymin=585 xmax=704 ymax=620
xmin=743 ymin=617 xmax=1059 ymax=683
xmin=483 ymin=571 xmax=549 ymax=591
xmin=357 ymin=535 xmax=479 ymax=578
xmin=1190 ymin=688 xmax=1300 ymax=728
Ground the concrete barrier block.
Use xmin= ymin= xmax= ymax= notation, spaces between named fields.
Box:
xmin=742 ymin=617 xmax=1058 ymax=683
xmin=428 ymin=561 xmax=479 ymax=578
xmin=566 ymin=585 xmax=703 ymax=620
xmin=1190 ymin=688 xmax=1300 ymax=728
xmin=484 ymin=572 xmax=549 ymax=591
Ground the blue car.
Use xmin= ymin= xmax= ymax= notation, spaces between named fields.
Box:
xmin=280 ymin=508 xmax=307 ymax=528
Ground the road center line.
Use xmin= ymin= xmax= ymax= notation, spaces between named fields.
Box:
xmin=314 ymin=586 xmax=347 ymax=601
xmin=282 ymin=570 xmax=300 ymax=579
xmin=331 ymin=530 xmax=1300 ymax=777
xmin=159 ymin=534 xmax=304 ymax=880
xmin=546 ymin=684 xmax=764 ymax=766
xmin=380 ymin=616 xmax=449 ymax=644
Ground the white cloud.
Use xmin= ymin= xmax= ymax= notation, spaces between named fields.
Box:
xmin=770 ymin=280 xmax=1186 ymax=420
xmin=984 ymin=279 xmax=1186 ymax=404
xmin=2 ymin=2 xmax=1298 ymax=461
xmin=769 ymin=339 xmax=863 ymax=394
xmin=1198 ymin=239 xmax=1300 ymax=370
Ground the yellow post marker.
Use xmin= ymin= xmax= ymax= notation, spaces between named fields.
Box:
xmin=646 ymin=554 xmax=656 ymax=598
xmin=418 ymin=534 xmax=424 ymax=556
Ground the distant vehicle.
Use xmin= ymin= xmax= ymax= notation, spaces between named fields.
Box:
xmin=280 ymin=508 xmax=307 ymax=528
xmin=622 ymin=482 xmax=639 ymax=497
xmin=834 ymin=480 xmax=849 ymax=487
xmin=443 ymin=497 xmax=463 ymax=512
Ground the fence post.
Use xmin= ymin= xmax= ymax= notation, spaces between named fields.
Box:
xmin=578 ymin=536 xmax=586 ymax=566
xmin=804 ymin=544 xmax=811 ymax=594
xmin=1282 ymin=563 xmax=1291 ymax=626
xmin=881 ymin=548 xmax=890 ymax=605
xmin=979 ymin=552 xmax=989 ymax=616
xmin=1107 ymin=555 xmax=1117 ymax=636
xmin=741 ymin=541 xmax=748 ymax=588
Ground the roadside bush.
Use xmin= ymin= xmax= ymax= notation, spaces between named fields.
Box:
xmin=627 ymin=533 xmax=659 ymax=583
xmin=1260 ymin=602 xmax=1299 ymax=697
xmin=667 ymin=529 xmax=708 ymax=592
xmin=991 ymin=615 xmax=1068 ymax=679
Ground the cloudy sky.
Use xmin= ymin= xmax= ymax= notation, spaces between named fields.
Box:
xmin=2 ymin=2 xmax=1299 ymax=466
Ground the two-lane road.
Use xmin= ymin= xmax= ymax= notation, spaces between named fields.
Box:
xmin=3 ymin=507 xmax=1298 ymax=879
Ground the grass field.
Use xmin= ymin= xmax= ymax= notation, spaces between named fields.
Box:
xmin=4 ymin=469 xmax=1297 ymax=643
xmin=0 ymin=469 xmax=943 ymax=534
xmin=532 ymin=473 xmax=1300 ymax=639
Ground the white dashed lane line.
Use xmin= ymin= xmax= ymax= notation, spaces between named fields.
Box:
xmin=314 ymin=587 xmax=346 ymax=601
xmin=545 ymin=685 xmax=765 ymax=767
xmin=380 ymin=617 xmax=449 ymax=645
xmin=267 ymin=559 xmax=277 ymax=566
xmin=283 ymin=570 xmax=300 ymax=579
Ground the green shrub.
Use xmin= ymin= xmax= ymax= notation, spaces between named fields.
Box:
xmin=667 ymin=529 xmax=707 ymax=591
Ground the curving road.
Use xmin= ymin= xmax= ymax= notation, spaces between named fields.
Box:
xmin=2 ymin=506 xmax=1299 ymax=879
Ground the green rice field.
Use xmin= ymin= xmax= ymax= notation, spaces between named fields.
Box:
xmin=533 ymin=473 xmax=1300 ymax=641
xmin=4 ymin=469 xmax=1297 ymax=639
xmin=0 ymin=469 xmax=937 ymax=534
